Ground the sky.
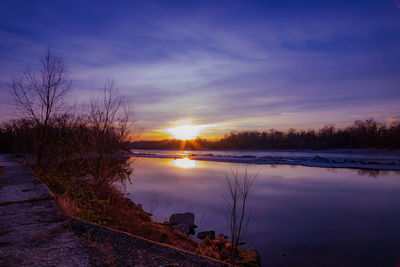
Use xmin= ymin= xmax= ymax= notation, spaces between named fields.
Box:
xmin=1 ymin=0 xmax=400 ymax=140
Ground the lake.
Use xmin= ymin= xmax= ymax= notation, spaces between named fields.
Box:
xmin=121 ymin=153 xmax=400 ymax=266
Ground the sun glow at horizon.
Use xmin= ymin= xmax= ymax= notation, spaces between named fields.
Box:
xmin=168 ymin=125 xmax=200 ymax=140
xmin=166 ymin=121 xmax=210 ymax=140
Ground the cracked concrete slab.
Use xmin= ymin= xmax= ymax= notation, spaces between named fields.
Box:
xmin=0 ymin=155 xmax=91 ymax=266
xmin=0 ymin=183 xmax=52 ymax=204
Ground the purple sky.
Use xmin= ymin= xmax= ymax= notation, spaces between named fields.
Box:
xmin=1 ymin=0 xmax=400 ymax=139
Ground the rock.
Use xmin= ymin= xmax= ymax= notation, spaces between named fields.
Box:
xmin=197 ymin=231 xmax=215 ymax=240
xmin=169 ymin=212 xmax=195 ymax=227
xmin=173 ymin=224 xmax=190 ymax=235
xmin=189 ymin=226 xmax=196 ymax=235
xmin=169 ymin=212 xmax=196 ymax=235
xmin=245 ymin=249 xmax=262 ymax=266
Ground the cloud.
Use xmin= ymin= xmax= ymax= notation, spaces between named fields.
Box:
xmin=0 ymin=1 xmax=400 ymax=138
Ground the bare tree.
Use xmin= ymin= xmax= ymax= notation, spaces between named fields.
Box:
xmin=87 ymin=79 xmax=135 ymax=191
xmin=223 ymin=165 xmax=257 ymax=264
xmin=10 ymin=47 xmax=72 ymax=165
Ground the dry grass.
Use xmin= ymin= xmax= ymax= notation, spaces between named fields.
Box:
xmin=36 ymin=162 xmax=198 ymax=251
xmin=34 ymin=158 xmax=259 ymax=266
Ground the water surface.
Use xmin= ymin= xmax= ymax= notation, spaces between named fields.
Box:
xmin=131 ymin=148 xmax=400 ymax=160
xmin=121 ymin=157 xmax=400 ymax=266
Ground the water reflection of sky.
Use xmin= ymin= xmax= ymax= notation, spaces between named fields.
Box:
xmin=121 ymin=157 xmax=400 ymax=266
xmin=171 ymin=157 xmax=198 ymax=169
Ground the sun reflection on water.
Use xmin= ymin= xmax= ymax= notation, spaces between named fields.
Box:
xmin=172 ymin=157 xmax=197 ymax=168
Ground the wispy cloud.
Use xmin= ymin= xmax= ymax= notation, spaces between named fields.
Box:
xmin=0 ymin=0 xmax=399 ymax=138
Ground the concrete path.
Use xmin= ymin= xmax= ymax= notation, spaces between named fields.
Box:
xmin=0 ymin=155 xmax=228 ymax=266
xmin=0 ymin=154 xmax=90 ymax=266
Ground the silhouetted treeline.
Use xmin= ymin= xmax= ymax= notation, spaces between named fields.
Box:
xmin=132 ymin=138 xmax=215 ymax=150
xmin=0 ymin=113 xmax=130 ymax=156
xmin=132 ymin=119 xmax=400 ymax=150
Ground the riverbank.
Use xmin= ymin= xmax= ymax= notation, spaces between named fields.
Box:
xmin=0 ymin=154 xmax=234 ymax=266
xmin=1 ymin=154 xmax=260 ymax=266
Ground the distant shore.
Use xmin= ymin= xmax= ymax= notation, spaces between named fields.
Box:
xmin=130 ymin=149 xmax=400 ymax=171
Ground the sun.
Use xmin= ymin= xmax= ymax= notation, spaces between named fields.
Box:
xmin=165 ymin=120 xmax=213 ymax=140
xmin=167 ymin=124 xmax=203 ymax=140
